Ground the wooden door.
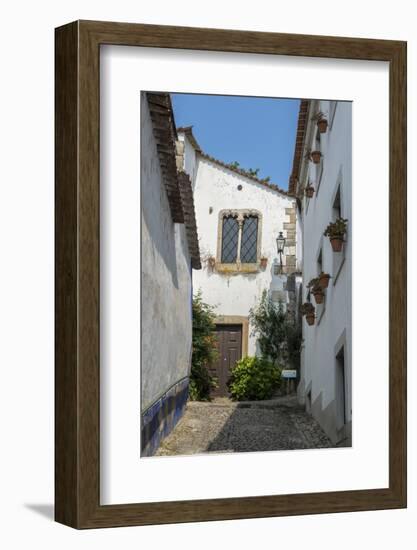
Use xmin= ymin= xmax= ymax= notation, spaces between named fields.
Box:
xmin=209 ymin=324 xmax=242 ymax=397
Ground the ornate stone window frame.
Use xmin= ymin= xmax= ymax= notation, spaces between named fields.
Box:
xmin=216 ymin=209 xmax=262 ymax=273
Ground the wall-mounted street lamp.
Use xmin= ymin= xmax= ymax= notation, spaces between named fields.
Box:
xmin=276 ymin=231 xmax=286 ymax=273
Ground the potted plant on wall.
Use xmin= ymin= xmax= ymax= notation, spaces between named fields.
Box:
xmin=305 ymin=183 xmax=315 ymax=198
xmin=307 ymin=277 xmax=320 ymax=291
xmin=312 ymin=111 xmax=329 ymax=134
xmin=312 ymin=285 xmax=324 ymax=304
xmin=307 ymin=277 xmax=324 ymax=305
xmin=301 ymin=302 xmax=315 ymax=326
xmin=260 ymin=256 xmax=268 ymax=269
xmin=310 ymin=150 xmax=322 ymax=164
xmin=318 ymin=271 xmax=331 ymax=289
xmin=207 ymin=255 xmax=216 ymax=269
xmin=324 ymin=218 xmax=348 ymax=252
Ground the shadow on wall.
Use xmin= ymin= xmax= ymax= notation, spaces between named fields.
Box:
xmin=141 ymin=203 xmax=180 ymax=290
xmin=141 ymin=113 xmax=180 ymax=288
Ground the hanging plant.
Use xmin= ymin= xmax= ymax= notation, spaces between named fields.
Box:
xmin=307 ymin=277 xmax=320 ymax=290
xmin=312 ymin=111 xmax=329 ymax=134
xmin=307 ymin=277 xmax=324 ymax=305
xmin=207 ymin=256 xmax=216 ymax=269
xmin=317 ymin=118 xmax=328 ymax=134
xmin=324 ymin=218 xmax=348 ymax=252
xmin=307 ymin=277 xmax=324 ymax=304
xmin=305 ymin=184 xmax=315 ymax=198
xmin=312 ymin=285 xmax=324 ymax=304
xmin=318 ymin=271 xmax=331 ymax=289
xmin=305 ymin=312 xmax=315 ymax=326
xmin=260 ymin=256 xmax=268 ymax=269
xmin=301 ymin=302 xmax=315 ymax=326
xmin=310 ymin=150 xmax=322 ymax=164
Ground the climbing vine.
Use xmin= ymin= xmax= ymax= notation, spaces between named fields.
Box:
xmin=249 ymin=289 xmax=302 ymax=368
xmin=190 ymin=291 xmax=219 ymax=400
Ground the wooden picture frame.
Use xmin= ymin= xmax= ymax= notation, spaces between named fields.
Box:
xmin=55 ymin=20 xmax=407 ymax=528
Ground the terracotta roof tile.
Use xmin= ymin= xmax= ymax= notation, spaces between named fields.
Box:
xmin=177 ymin=126 xmax=290 ymax=196
xmin=147 ymin=92 xmax=183 ymax=223
xmin=288 ymin=99 xmax=310 ymax=196
xmin=147 ymin=93 xmax=201 ymax=269
xmin=177 ymin=171 xmax=201 ymax=269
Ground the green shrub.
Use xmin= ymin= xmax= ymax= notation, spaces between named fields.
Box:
xmin=228 ymin=356 xmax=282 ymax=401
xmin=189 ymin=291 xmax=218 ymax=400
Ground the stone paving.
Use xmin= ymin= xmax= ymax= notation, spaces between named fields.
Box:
xmin=156 ymin=395 xmax=333 ymax=456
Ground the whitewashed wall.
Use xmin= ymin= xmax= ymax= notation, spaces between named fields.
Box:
xmin=179 ymin=133 xmax=198 ymax=188
xmin=141 ymin=96 xmax=193 ymax=411
xmin=181 ymin=139 xmax=296 ymax=356
xmin=296 ymin=205 xmax=303 ymax=271
xmin=298 ymin=100 xmax=352 ymax=443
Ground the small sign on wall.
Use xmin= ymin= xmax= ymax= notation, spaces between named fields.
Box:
xmin=281 ymin=369 xmax=297 ymax=379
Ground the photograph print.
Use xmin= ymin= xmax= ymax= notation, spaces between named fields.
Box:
xmin=140 ymin=91 xmax=352 ymax=457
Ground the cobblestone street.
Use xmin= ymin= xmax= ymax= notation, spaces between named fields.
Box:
xmin=156 ymin=395 xmax=332 ymax=456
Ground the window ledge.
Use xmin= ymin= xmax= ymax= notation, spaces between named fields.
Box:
xmin=215 ymin=262 xmax=259 ymax=274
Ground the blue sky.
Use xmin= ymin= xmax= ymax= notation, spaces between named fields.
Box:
xmin=171 ymin=93 xmax=300 ymax=190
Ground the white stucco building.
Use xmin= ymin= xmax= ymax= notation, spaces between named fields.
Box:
xmin=177 ymin=127 xmax=299 ymax=396
xmin=292 ymin=99 xmax=352 ymax=446
xmin=141 ymin=93 xmax=201 ymax=456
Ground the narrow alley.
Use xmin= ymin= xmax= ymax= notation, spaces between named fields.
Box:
xmin=156 ymin=395 xmax=332 ymax=456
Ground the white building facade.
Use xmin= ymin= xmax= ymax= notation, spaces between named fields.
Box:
xmin=141 ymin=94 xmax=201 ymax=456
xmin=177 ymin=128 xmax=299 ymax=396
xmin=292 ymin=99 xmax=352 ymax=446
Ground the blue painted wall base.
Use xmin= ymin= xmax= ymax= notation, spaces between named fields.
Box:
xmin=141 ymin=377 xmax=189 ymax=457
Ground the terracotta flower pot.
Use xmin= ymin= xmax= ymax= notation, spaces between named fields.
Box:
xmin=260 ymin=258 xmax=268 ymax=268
xmin=306 ymin=313 xmax=315 ymax=326
xmin=317 ymin=119 xmax=328 ymax=134
xmin=319 ymin=273 xmax=331 ymax=289
xmin=312 ymin=288 xmax=324 ymax=304
xmin=305 ymin=186 xmax=314 ymax=198
xmin=310 ymin=151 xmax=322 ymax=164
xmin=330 ymin=236 xmax=344 ymax=252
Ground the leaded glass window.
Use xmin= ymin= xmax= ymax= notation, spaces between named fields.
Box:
xmin=218 ymin=210 xmax=261 ymax=266
xmin=221 ymin=216 xmax=239 ymax=263
xmin=240 ymin=216 xmax=258 ymax=263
